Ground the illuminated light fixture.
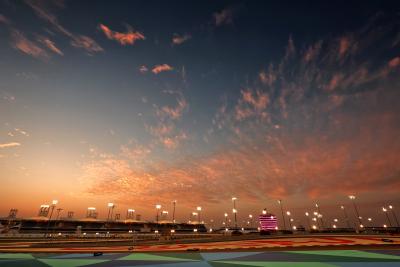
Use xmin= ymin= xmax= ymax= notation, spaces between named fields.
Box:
xmin=262 ymin=209 xmax=267 ymax=215
xmin=193 ymin=228 xmax=198 ymax=232
xmin=128 ymin=209 xmax=135 ymax=212
xmin=333 ymin=225 xmax=337 ymax=228
xmin=171 ymin=229 xmax=175 ymax=233
xmin=88 ymin=207 xmax=96 ymax=210
xmin=156 ymin=204 xmax=161 ymax=209
xmin=368 ymin=218 xmax=372 ymax=221
xmin=154 ymin=230 xmax=159 ymax=233
xmin=107 ymin=202 xmax=114 ymax=207
xmin=41 ymin=205 xmax=50 ymax=208
xmin=197 ymin=206 xmax=202 ymax=211
xmin=334 ymin=218 xmax=338 ymax=222
xmin=349 ymin=195 xmax=356 ymax=200
xmin=232 ymin=208 xmax=237 ymax=213
xmin=286 ymin=211 xmax=291 ymax=216
xmin=52 ymin=200 xmax=58 ymax=205
xmin=305 ymin=212 xmax=309 ymax=216
xmin=360 ymin=224 xmax=364 ymax=228
xmin=383 ymin=224 xmax=387 ymax=228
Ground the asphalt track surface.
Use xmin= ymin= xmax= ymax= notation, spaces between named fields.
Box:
xmin=0 ymin=235 xmax=399 ymax=253
xmin=1 ymin=249 xmax=400 ymax=266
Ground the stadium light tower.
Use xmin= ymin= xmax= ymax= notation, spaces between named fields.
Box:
xmin=232 ymin=197 xmax=238 ymax=228
xmin=172 ymin=200 xmax=177 ymax=223
xmin=315 ymin=203 xmax=324 ymax=229
xmin=278 ymin=200 xmax=287 ymax=230
xmin=107 ymin=202 xmax=115 ymax=221
xmin=305 ymin=212 xmax=311 ymax=230
xmin=45 ymin=199 xmax=58 ymax=237
xmin=197 ymin=206 xmax=202 ymax=222
xmin=286 ymin=211 xmax=292 ymax=230
xmin=348 ymin=195 xmax=362 ymax=227
xmin=155 ymin=204 xmax=161 ymax=223
xmin=382 ymin=207 xmax=392 ymax=227
xmin=340 ymin=205 xmax=352 ymax=228
xmin=126 ymin=209 xmax=135 ymax=219
xmin=388 ymin=205 xmax=399 ymax=227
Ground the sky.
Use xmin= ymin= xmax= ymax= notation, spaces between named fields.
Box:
xmin=0 ymin=0 xmax=400 ymax=227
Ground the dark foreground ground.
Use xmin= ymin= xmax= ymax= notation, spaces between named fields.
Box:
xmin=1 ymin=249 xmax=400 ymax=267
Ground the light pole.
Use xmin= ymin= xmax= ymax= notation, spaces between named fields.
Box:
xmin=155 ymin=204 xmax=161 ymax=223
xmin=349 ymin=195 xmax=362 ymax=227
xmin=278 ymin=200 xmax=287 ymax=231
xmin=249 ymin=214 xmax=253 ymax=228
xmin=45 ymin=200 xmax=58 ymax=237
xmin=382 ymin=207 xmax=392 ymax=227
xmin=340 ymin=205 xmax=351 ymax=228
xmin=127 ymin=209 xmax=135 ymax=219
xmin=172 ymin=200 xmax=177 ymax=223
xmin=224 ymin=212 xmax=228 ymax=228
xmin=107 ymin=203 xmax=115 ymax=221
xmin=315 ymin=203 xmax=324 ymax=229
xmin=305 ymin=212 xmax=311 ymax=231
xmin=313 ymin=211 xmax=320 ymax=228
xmin=192 ymin=212 xmax=198 ymax=222
xmin=286 ymin=211 xmax=292 ymax=230
xmin=197 ymin=206 xmax=202 ymax=223
xmin=232 ymin=197 xmax=238 ymax=228
xmin=388 ymin=205 xmax=399 ymax=227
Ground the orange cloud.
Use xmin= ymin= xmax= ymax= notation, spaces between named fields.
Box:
xmin=99 ymin=24 xmax=145 ymax=45
xmin=152 ymin=64 xmax=173 ymax=74
xmin=0 ymin=142 xmax=21 ymax=148
xmin=11 ymin=30 xmax=49 ymax=60
xmin=37 ymin=36 xmax=63 ymax=56
xmin=172 ymin=34 xmax=191 ymax=45
xmin=388 ymin=56 xmax=400 ymax=68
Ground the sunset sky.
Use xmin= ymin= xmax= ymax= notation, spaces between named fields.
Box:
xmin=0 ymin=0 xmax=400 ymax=226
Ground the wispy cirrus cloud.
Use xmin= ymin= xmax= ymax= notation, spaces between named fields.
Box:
xmin=99 ymin=24 xmax=145 ymax=45
xmin=25 ymin=0 xmax=103 ymax=54
xmin=11 ymin=30 xmax=49 ymax=60
xmin=152 ymin=64 xmax=173 ymax=74
xmin=0 ymin=14 xmax=11 ymax=25
xmin=37 ymin=35 xmax=63 ymax=56
xmin=139 ymin=65 xmax=148 ymax=73
xmin=0 ymin=142 xmax=21 ymax=148
xmin=214 ymin=6 xmax=236 ymax=26
xmin=172 ymin=33 xmax=191 ymax=45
